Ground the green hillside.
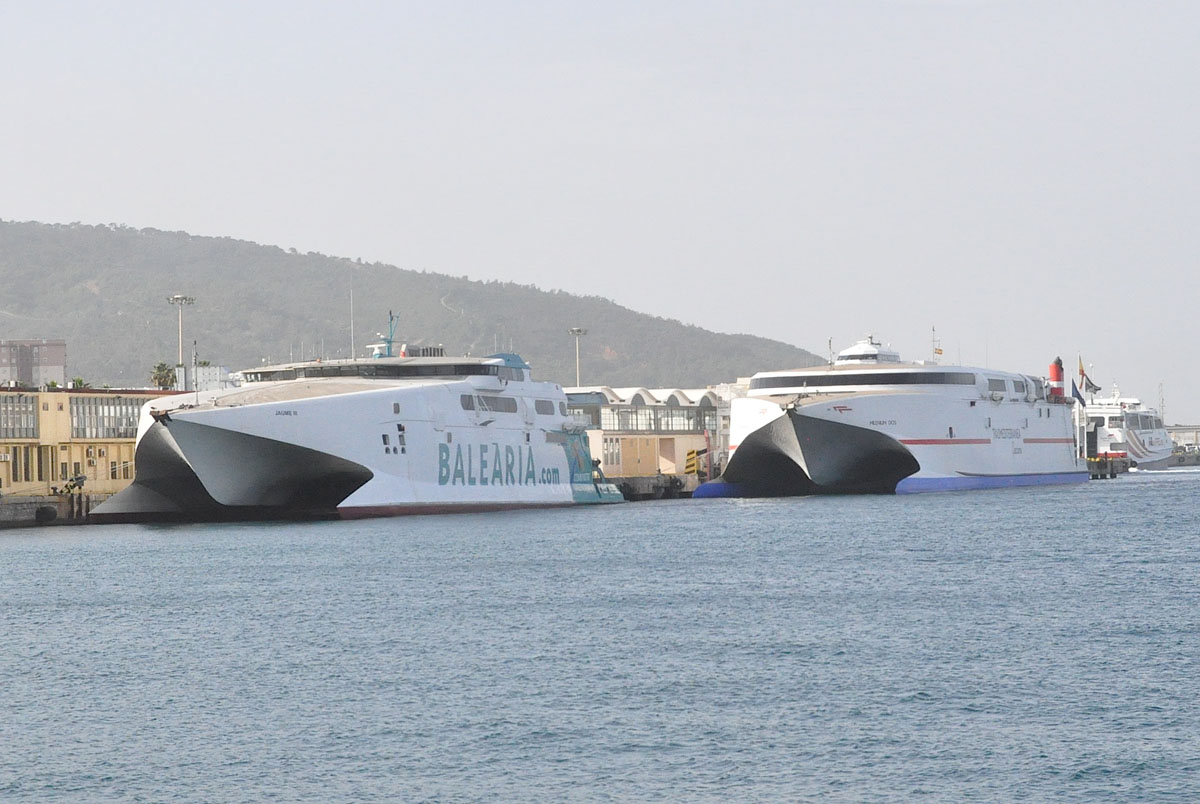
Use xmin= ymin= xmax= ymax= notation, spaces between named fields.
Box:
xmin=0 ymin=220 xmax=822 ymax=388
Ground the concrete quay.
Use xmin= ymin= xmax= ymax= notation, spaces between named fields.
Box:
xmin=0 ymin=494 xmax=110 ymax=529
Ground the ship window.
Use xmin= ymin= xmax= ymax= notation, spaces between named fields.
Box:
xmin=1109 ymin=417 xmax=1122 ymax=428
xmin=1013 ymin=380 xmax=1026 ymax=394
xmin=393 ymin=403 xmax=400 ymax=414
xmin=382 ymin=434 xmax=390 ymax=446
xmin=534 ymin=400 xmax=555 ymax=415
xmin=987 ymin=378 xmax=1007 ymax=392
xmin=460 ymin=395 xmax=475 ymax=410
xmin=559 ymin=402 xmax=567 ymax=415
xmin=477 ymin=395 xmax=518 ymax=413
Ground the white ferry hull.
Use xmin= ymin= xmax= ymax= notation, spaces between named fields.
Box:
xmin=94 ymin=371 xmax=622 ymax=523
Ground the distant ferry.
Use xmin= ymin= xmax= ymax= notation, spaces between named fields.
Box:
xmin=93 ymin=321 xmax=622 ymax=522
xmin=1081 ymin=389 xmax=1176 ymax=470
xmin=696 ymin=337 xmax=1088 ymax=497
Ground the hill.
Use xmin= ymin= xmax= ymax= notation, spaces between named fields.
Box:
xmin=0 ymin=220 xmax=822 ymax=388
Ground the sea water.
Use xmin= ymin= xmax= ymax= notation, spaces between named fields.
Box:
xmin=2 ymin=471 xmax=1198 ymax=802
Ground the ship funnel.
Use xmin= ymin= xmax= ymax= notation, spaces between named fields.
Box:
xmin=1048 ymin=356 xmax=1064 ymax=399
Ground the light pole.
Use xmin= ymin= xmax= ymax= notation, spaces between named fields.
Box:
xmin=568 ymin=327 xmax=587 ymax=387
xmin=168 ymin=294 xmax=195 ymax=388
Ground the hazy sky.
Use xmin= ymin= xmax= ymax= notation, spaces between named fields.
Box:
xmin=4 ymin=2 xmax=1198 ymax=418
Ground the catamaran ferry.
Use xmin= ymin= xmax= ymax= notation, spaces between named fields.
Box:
xmin=92 ymin=322 xmax=622 ymax=523
xmin=696 ymin=337 xmax=1088 ymax=497
xmin=1080 ymin=388 xmax=1174 ymax=469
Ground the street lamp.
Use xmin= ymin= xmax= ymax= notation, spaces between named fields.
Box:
xmin=168 ymin=294 xmax=195 ymax=388
xmin=568 ymin=327 xmax=587 ymax=387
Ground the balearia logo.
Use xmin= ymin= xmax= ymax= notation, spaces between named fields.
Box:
xmin=438 ymin=443 xmax=560 ymax=486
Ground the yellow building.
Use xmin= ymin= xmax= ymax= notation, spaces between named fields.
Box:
xmin=566 ymin=386 xmax=726 ymax=498
xmin=0 ymin=388 xmax=166 ymax=497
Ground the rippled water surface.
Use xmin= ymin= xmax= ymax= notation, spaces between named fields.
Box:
xmin=3 ymin=471 xmax=1199 ymax=802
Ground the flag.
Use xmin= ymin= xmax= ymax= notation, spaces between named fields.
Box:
xmin=1078 ymin=356 xmax=1101 ymax=393
xmin=1071 ymin=380 xmax=1086 ymax=406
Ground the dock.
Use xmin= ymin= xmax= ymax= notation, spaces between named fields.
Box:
xmin=0 ymin=493 xmax=110 ymax=528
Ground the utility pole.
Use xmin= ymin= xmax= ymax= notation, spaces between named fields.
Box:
xmin=568 ymin=327 xmax=587 ymax=386
xmin=168 ymin=294 xmax=195 ymax=389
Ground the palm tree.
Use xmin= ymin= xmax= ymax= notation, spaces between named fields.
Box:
xmin=150 ymin=362 xmax=177 ymax=390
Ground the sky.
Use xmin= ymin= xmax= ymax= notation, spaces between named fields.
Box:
xmin=3 ymin=1 xmax=1198 ymax=419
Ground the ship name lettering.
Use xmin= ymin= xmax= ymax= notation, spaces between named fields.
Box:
xmin=992 ymin=428 xmax=1022 ymax=439
xmin=438 ymin=442 xmax=544 ymax=486
xmin=869 ymin=420 xmax=896 ymax=426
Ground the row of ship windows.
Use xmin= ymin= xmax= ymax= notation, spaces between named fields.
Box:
xmin=751 ymin=372 xmax=1043 ymax=398
xmin=1089 ymin=414 xmax=1164 ymax=430
xmin=751 ymin=372 xmax=978 ymax=390
xmin=458 ymin=395 xmax=566 ymax=416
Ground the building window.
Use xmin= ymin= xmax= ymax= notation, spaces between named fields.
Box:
xmin=110 ymin=461 xmax=118 ymax=480
xmin=73 ymin=461 xmax=81 ymax=478
xmin=61 ymin=462 xmax=68 ymax=479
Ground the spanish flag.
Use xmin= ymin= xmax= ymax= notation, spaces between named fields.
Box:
xmin=1078 ymin=356 xmax=1101 ymax=393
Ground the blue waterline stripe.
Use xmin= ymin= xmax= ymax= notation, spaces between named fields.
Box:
xmin=895 ymin=472 xmax=1090 ymax=493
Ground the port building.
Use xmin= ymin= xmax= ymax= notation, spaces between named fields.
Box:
xmin=0 ymin=388 xmax=165 ymax=498
xmin=566 ymin=386 xmax=733 ymax=498
xmin=0 ymin=339 xmax=67 ymax=388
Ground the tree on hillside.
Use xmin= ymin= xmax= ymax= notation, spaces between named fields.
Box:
xmin=150 ymin=362 xmax=176 ymax=390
